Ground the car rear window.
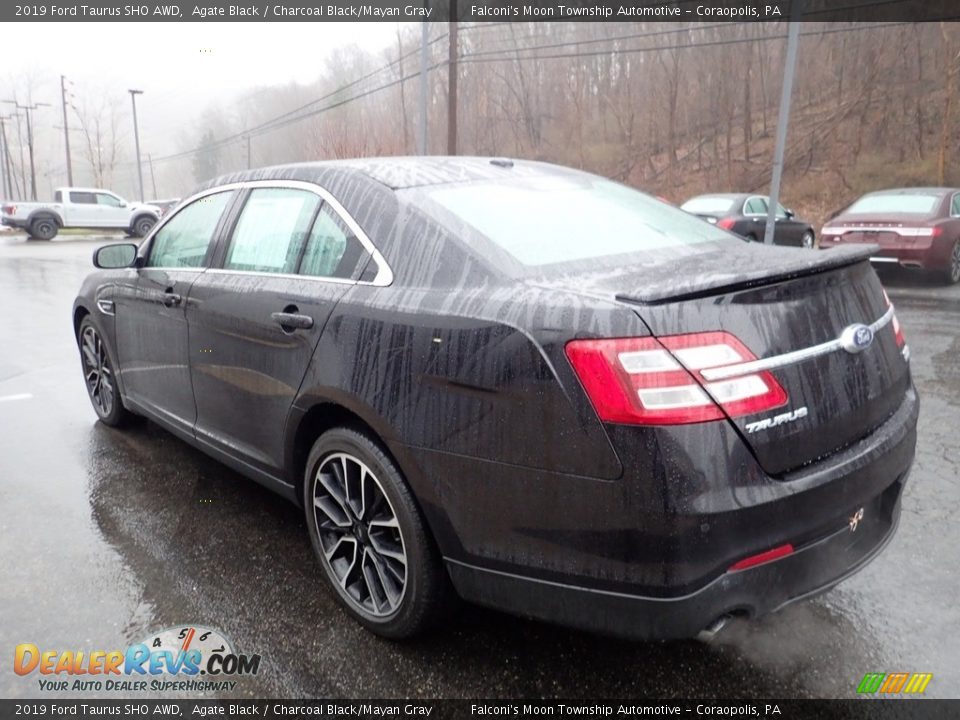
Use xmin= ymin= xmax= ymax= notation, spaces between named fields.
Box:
xmin=847 ymin=193 xmax=941 ymax=215
xmin=681 ymin=196 xmax=737 ymax=214
xmin=414 ymin=176 xmax=731 ymax=268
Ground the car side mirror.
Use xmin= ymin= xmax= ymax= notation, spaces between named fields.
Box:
xmin=94 ymin=243 xmax=139 ymax=269
xmin=785 ymin=208 xmax=795 ymax=218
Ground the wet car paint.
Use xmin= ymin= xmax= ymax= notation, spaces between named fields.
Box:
xmin=70 ymin=161 xmax=916 ymax=641
xmin=0 ymin=237 xmax=958 ymax=697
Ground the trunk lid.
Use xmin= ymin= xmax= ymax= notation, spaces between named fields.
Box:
xmin=558 ymin=242 xmax=910 ymax=476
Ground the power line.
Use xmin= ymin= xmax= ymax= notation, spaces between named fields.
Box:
xmin=142 ymin=19 xmax=941 ymax=168
xmin=457 ymin=20 xmax=938 ymax=64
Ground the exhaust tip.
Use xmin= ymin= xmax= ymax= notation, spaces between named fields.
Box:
xmin=696 ymin=614 xmax=733 ymax=643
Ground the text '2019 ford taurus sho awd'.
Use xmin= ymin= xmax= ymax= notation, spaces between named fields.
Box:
xmin=74 ymin=158 xmax=918 ymax=640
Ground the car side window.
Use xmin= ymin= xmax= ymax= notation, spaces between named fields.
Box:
xmin=299 ymin=204 xmax=370 ymax=280
xmin=952 ymin=193 xmax=960 ymax=216
xmin=147 ymin=191 xmax=234 ymax=269
xmin=776 ymin=203 xmax=789 ymax=219
xmin=744 ymin=197 xmax=767 ymax=215
xmin=224 ymin=188 xmax=320 ymax=274
xmin=96 ymin=193 xmax=123 ymax=207
xmin=70 ymin=192 xmax=96 ymax=204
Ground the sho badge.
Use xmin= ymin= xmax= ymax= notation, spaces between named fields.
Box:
xmin=849 ymin=507 xmax=865 ymax=532
xmin=745 ymin=406 xmax=808 ymax=434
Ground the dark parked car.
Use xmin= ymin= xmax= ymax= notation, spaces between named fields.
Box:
xmin=146 ymin=198 xmax=181 ymax=217
xmin=681 ymin=193 xmax=816 ymax=248
xmin=74 ymin=158 xmax=917 ymax=641
xmin=820 ymin=187 xmax=960 ymax=283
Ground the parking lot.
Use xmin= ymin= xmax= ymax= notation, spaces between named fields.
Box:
xmin=0 ymin=233 xmax=957 ymax=699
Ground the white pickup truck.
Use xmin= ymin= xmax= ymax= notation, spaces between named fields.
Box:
xmin=1 ymin=187 xmax=161 ymax=240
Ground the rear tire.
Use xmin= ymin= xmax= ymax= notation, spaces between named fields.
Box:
xmin=303 ymin=427 xmax=451 ymax=639
xmin=801 ymin=231 xmax=815 ymax=249
xmin=78 ymin=317 xmax=133 ymax=427
xmin=943 ymin=241 xmax=960 ymax=285
xmin=28 ymin=217 xmax=58 ymax=241
xmin=131 ymin=215 xmax=156 ymax=238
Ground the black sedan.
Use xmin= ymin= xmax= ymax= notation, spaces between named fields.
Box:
xmin=682 ymin=193 xmax=816 ymax=247
xmin=74 ymin=158 xmax=917 ymax=640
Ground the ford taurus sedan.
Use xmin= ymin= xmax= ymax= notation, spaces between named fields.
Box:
xmin=74 ymin=158 xmax=918 ymax=640
xmin=820 ymin=187 xmax=960 ymax=283
xmin=681 ymin=193 xmax=816 ymax=247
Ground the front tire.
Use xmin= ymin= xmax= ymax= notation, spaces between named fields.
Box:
xmin=29 ymin=217 xmax=58 ymax=241
xmin=303 ymin=428 xmax=450 ymax=639
xmin=78 ymin=317 xmax=133 ymax=427
xmin=801 ymin=230 xmax=815 ymax=249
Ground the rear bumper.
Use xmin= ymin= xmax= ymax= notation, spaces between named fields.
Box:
xmin=445 ymin=471 xmax=904 ymax=640
xmin=421 ymin=384 xmax=918 ymax=640
xmin=821 ymin=239 xmax=950 ymax=270
xmin=1 ymin=217 xmax=28 ymax=230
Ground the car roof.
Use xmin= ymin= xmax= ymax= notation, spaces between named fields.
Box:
xmin=686 ymin=193 xmax=751 ymax=202
xmin=58 ymin=187 xmax=115 ymax=193
xmin=862 ymin=187 xmax=957 ymax=196
xmin=202 ymin=156 xmax=575 ymax=192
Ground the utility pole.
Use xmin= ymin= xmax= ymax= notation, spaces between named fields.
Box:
xmin=147 ymin=153 xmax=158 ymax=198
xmin=764 ymin=0 xmax=803 ymax=245
xmin=418 ymin=13 xmax=429 ymax=155
xmin=60 ymin=75 xmax=73 ymax=186
xmin=128 ymin=89 xmax=145 ymax=202
xmin=446 ymin=2 xmax=458 ymax=156
xmin=2 ymin=101 xmax=49 ymax=201
xmin=245 ymin=135 xmax=251 ymax=168
xmin=1 ymin=115 xmax=19 ymax=199
xmin=0 ymin=115 xmax=9 ymax=199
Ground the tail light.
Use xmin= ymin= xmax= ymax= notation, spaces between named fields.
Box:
xmin=717 ymin=217 xmax=737 ymax=231
xmin=1 ymin=204 xmax=14 ymax=215
xmin=565 ymin=332 xmax=788 ymax=425
xmin=882 ymin=290 xmax=905 ymax=348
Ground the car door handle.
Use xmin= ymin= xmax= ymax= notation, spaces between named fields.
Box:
xmin=271 ymin=312 xmax=314 ymax=330
xmin=163 ymin=290 xmax=182 ymax=307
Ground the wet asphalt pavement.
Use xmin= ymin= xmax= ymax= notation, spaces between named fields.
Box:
xmin=0 ymin=233 xmax=957 ymax=700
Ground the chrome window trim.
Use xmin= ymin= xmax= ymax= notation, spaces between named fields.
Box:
xmin=144 ymin=180 xmax=394 ymax=287
xmin=204 ymin=268 xmax=356 ymax=285
xmin=742 ymin=195 xmax=768 ymax=217
xmin=700 ymin=305 xmax=896 ymax=381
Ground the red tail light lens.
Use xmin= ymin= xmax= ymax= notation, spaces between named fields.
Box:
xmin=565 ymin=332 xmax=788 ymax=426
xmin=717 ymin=217 xmax=737 ymax=230
xmin=1 ymin=204 xmax=14 ymax=215
xmin=882 ymin=290 xmax=905 ymax=348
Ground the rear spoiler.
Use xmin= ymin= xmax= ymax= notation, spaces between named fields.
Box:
xmin=615 ymin=245 xmax=878 ymax=306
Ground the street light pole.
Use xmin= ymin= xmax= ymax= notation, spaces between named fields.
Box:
xmin=128 ymin=89 xmax=145 ymax=202
xmin=763 ymin=0 xmax=804 ymax=245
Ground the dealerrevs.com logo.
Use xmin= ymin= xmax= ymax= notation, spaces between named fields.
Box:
xmin=14 ymin=625 xmax=261 ymax=693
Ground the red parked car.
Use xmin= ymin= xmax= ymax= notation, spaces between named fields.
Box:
xmin=820 ymin=187 xmax=960 ymax=283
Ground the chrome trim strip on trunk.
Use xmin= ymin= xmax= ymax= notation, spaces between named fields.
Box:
xmin=700 ymin=305 xmax=895 ymax=381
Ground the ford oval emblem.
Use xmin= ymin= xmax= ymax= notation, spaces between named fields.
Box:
xmin=840 ymin=323 xmax=874 ymax=354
